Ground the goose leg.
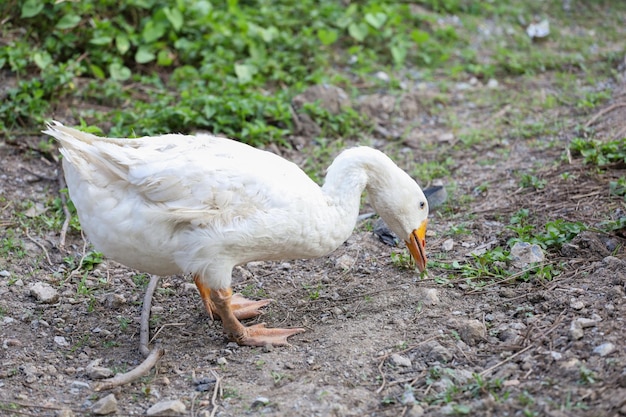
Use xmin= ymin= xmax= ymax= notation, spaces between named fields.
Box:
xmin=194 ymin=275 xmax=271 ymax=320
xmin=209 ymin=287 xmax=305 ymax=346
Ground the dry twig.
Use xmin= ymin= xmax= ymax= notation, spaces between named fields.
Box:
xmin=94 ymin=346 xmax=164 ymax=391
xmin=140 ymin=275 xmax=161 ymax=357
xmin=584 ymin=101 xmax=626 ymax=128
xmin=57 ymin=174 xmax=71 ymax=251
xmin=209 ymin=369 xmax=223 ymax=417
xmin=25 ymin=229 xmax=52 ymax=266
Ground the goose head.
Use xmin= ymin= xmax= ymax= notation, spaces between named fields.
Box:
xmin=367 ymin=162 xmax=429 ymax=272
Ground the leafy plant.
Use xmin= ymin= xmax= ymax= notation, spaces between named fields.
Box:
xmin=569 ymin=138 xmax=626 ymax=166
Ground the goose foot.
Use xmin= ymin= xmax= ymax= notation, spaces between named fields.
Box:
xmin=194 ymin=275 xmax=271 ymax=320
xmin=207 ymin=286 xmax=304 ymax=346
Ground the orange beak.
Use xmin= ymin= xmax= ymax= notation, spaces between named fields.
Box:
xmin=405 ymin=220 xmax=427 ymax=272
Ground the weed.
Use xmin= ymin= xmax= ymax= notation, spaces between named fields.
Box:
xmin=609 ymin=177 xmax=626 ymax=200
xmin=519 ymin=173 xmax=546 ymax=190
xmin=569 ymin=138 xmax=626 ymax=166
xmin=390 ymin=249 xmax=413 ymax=269
xmin=118 ymin=316 xmax=131 ymax=332
xmin=132 ymin=273 xmax=150 ymax=288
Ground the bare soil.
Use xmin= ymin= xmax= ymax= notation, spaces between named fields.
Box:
xmin=2 ymin=61 xmax=626 ymax=417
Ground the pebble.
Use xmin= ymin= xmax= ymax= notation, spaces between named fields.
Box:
xmin=427 ymin=342 xmax=453 ymax=362
xmin=54 ymin=336 xmax=70 ymax=347
xmin=216 ymin=357 xmax=228 ymax=366
xmin=103 ymin=293 xmax=126 ymax=308
xmin=569 ymin=320 xmax=584 ymax=340
xmin=2 ymin=317 xmax=15 ymax=325
xmin=251 ymin=397 xmax=270 ymax=408
xmin=569 ymin=298 xmax=585 ymax=310
xmin=56 ymin=408 xmax=75 ymax=417
xmin=375 ymin=71 xmax=390 ymax=82
xmin=456 ymin=319 xmax=485 ymax=345
xmin=407 ymin=404 xmax=425 ymax=417
xmin=438 ymin=133 xmax=455 ymax=143
xmin=86 ymin=359 xmax=113 ymax=379
xmin=3 ymin=338 xmax=22 ymax=348
xmin=486 ymin=78 xmax=499 ymax=89
xmin=91 ymin=393 xmax=118 ymax=415
xmin=146 ymin=399 xmax=187 ymax=415
xmin=441 ymin=238 xmax=454 ymax=251
xmin=390 ymin=353 xmax=412 ymax=367
xmin=0 ymin=270 xmax=10 ymax=277
xmin=29 ymin=282 xmax=59 ymax=304
xmin=593 ymin=342 xmax=615 ymax=357
xmin=510 ymin=242 xmax=545 ymax=268
xmin=420 ymin=288 xmax=440 ymax=306
xmin=70 ymin=380 xmax=91 ymax=390
xmin=335 ymin=254 xmax=355 ymax=271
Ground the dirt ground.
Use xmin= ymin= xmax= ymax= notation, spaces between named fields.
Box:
xmin=3 ymin=39 xmax=626 ymax=417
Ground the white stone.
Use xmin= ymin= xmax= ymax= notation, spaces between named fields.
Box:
xmin=92 ymin=394 xmax=118 ymax=415
xmin=29 ymin=282 xmax=59 ymax=304
xmin=54 ymin=336 xmax=70 ymax=347
xmin=442 ymin=238 xmax=454 ymax=251
xmin=146 ymin=399 xmax=186 ymax=416
xmin=390 ymin=353 xmax=412 ymax=367
xmin=593 ymin=342 xmax=616 ymax=357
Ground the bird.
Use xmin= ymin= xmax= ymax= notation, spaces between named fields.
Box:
xmin=43 ymin=121 xmax=429 ymax=347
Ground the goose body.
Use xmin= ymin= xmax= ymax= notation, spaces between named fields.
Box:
xmin=44 ymin=121 xmax=429 ymax=346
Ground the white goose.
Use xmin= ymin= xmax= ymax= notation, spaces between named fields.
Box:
xmin=44 ymin=121 xmax=429 ymax=346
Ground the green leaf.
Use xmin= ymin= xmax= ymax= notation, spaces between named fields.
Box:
xmin=90 ymin=36 xmax=112 ymax=46
xmin=234 ymin=63 xmax=257 ymax=84
xmin=90 ymin=64 xmax=106 ymax=79
xmin=348 ymin=22 xmax=368 ymax=42
xmin=364 ymin=12 xmax=387 ymax=30
xmin=109 ymin=63 xmax=131 ymax=81
xmin=391 ymin=44 xmax=407 ymax=66
xmin=33 ymin=51 xmax=52 ymax=70
xmin=115 ymin=34 xmax=130 ymax=54
xmin=135 ymin=46 xmax=156 ymax=64
xmin=163 ymin=7 xmax=183 ymax=31
xmin=317 ymin=29 xmax=338 ymax=46
xmin=56 ymin=14 xmax=81 ymax=30
xmin=21 ymin=0 xmax=44 ymax=18
xmin=411 ymin=29 xmax=430 ymax=44
xmin=142 ymin=20 xmax=166 ymax=43
xmin=157 ymin=49 xmax=173 ymax=66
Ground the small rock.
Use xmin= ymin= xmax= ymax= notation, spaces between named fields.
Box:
xmin=3 ymin=338 xmax=22 ymax=348
xmin=593 ymin=342 xmax=616 ymax=357
xmin=92 ymin=394 xmax=118 ymax=415
xmin=442 ymin=239 xmax=454 ymax=252
xmin=216 ymin=357 xmax=228 ymax=366
xmin=375 ymin=71 xmax=390 ymax=82
xmin=438 ymin=132 xmax=455 ymax=143
xmin=70 ymin=380 xmax=91 ymax=390
xmin=527 ymin=19 xmax=550 ymax=39
xmin=427 ymin=343 xmax=453 ymax=363
xmin=54 ymin=336 xmax=70 ymax=347
xmin=420 ymin=288 xmax=440 ymax=306
xmin=407 ymin=404 xmax=425 ymax=417
xmin=86 ymin=359 xmax=113 ymax=379
xmin=450 ymin=369 xmax=473 ymax=385
xmin=576 ymin=317 xmax=599 ymax=328
xmin=569 ymin=320 xmax=584 ymax=340
xmin=29 ymin=282 xmax=59 ymax=304
xmin=550 ymin=351 xmax=562 ymax=361
xmin=251 ymin=396 xmax=270 ymax=408
xmin=335 ymin=254 xmax=355 ymax=271
xmin=401 ymin=386 xmax=416 ymax=405
xmin=56 ymin=408 xmax=75 ymax=417
xmin=390 ymin=353 xmax=412 ymax=367
xmin=2 ymin=317 xmax=15 ymax=325
xmin=146 ymin=399 xmax=187 ymax=416
xmin=456 ymin=319 xmax=485 ymax=345
xmin=486 ymin=78 xmax=499 ymax=89
xmin=103 ymin=293 xmax=126 ymax=309
xmin=570 ymin=298 xmax=585 ymax=310
xmin=510 ymin=242 xmax=545 ymax=268
xmin=0 ymin=270 xmax=11 ymax=277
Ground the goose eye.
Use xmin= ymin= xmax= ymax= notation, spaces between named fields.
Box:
xmin=419 ymin=201 xmax=425 ymax=210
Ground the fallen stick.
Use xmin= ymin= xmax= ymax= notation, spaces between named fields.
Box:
xmin=94 ymin=346 xmax=164 ymax=391
xmin=140 ymin=275 xmax=161 ymax=357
